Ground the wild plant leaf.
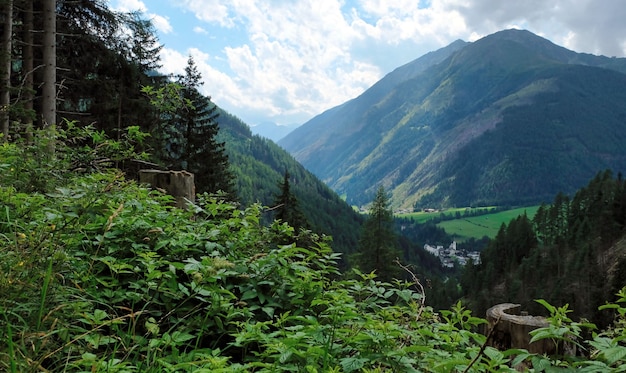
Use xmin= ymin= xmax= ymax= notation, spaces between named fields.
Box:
xmin=531 ymin=355 xmax=552 ymax=371
xmin=339 ymin=357 xmax=368 ymax=372
xmin=262 ymin=306 xmax=275 ymax=318
xmin=171 ymin=331 xmax=195 ymax=344
xmin=601 ymin=346 xmax=626 ymax=365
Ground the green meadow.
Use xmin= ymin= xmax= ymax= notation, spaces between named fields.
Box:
xmin=399 ymin=206 xmax=540 ymax=241
xmin=400 ymin=207 xmax=497 ymax=223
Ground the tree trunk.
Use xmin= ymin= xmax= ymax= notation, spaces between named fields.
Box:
xmin=486 ymin=303 xmax=559 ymax=355
xmin=22 ymin=0 xmax=34 ymax=142
xmin=41 ymin=0 xmax=55 ymax=128
xmin=139 ymin=170 xmax=196 ymax=209
xmin=0 ymin=0 xmax=12 ymax=141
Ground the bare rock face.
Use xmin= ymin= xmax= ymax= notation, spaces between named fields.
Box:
xmin=139 ymin=170 xmax=195 ymax=209
xmin=486 ymin=303 xmax=555 ymax=354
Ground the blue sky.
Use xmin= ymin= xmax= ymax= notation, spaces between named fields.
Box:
xmin=108 ymin=0 xmax=626 ymax=128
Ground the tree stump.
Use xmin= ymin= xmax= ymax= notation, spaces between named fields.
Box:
xmin=486 ymin=303 xmax=556 ymax=354
xmin=139 ymin=169 xmax=195 ymax=209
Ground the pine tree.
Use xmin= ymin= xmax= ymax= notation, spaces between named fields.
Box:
xmin=354 ymin=186 xmax=401 ymax=281
xmin=52 ymin=1 xmax=161 ymax=134
xmin=173 ymin=56 xmax=236 ymax=198
xmin=273 ymin=170 xmax=309 ymax=232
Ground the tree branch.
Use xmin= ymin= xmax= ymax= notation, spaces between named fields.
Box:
xmin=395 ymin=259 xmax=426 ymax=321
xmin=463 ymin=315 xmax=501 ymax=373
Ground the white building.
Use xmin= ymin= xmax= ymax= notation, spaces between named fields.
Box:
xmin=423 ymin=241 xmax=481 ymax=268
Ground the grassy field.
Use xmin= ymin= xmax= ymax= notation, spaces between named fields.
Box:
xmin=399 ymin=207 xmax=498 ymax=223
xmin=437 ymin=206 xmax=540 ymax=241
xmin=398 ymin=206 xmax=540 ymax=241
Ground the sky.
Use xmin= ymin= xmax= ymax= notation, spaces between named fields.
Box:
xmin=108 ymin=0 xmax=626 ymax=128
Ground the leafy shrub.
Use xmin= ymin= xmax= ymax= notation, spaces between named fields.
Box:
xmin=2 ymin=130 xmax=626 ymax=372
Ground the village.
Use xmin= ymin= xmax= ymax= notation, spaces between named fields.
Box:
xmin=423 ymin=241 xmax=481 ymax=268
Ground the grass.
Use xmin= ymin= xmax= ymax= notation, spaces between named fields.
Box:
xmin=437 ymin=206 xmax=540 ymax=241
xmin=399 ymin=206 xmax=498 ymax=224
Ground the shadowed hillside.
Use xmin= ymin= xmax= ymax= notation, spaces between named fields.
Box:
xmin=280 ymin=29 xmax=626 ymax=209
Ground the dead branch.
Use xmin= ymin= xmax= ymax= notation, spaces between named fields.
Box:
xmin=395 ymin=258 xmax=426 ymax=321
xmin=463 ymin=315 xmax=501 ymax=373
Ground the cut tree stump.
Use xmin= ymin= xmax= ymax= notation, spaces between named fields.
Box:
xmin=486 ymin=303 xmax=556 ymax=354
xmin=139 ymin=169 xmax=195 ymax=209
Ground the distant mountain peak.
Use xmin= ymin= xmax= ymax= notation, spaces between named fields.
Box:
xmin=280 ymin=29 xmax=626 ymax=209
xmin=250 ymin=121 xmax=300 ymax=142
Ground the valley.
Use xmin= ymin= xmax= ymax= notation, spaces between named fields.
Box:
xmin=280 ymin=29 xmax=626 ymax=211
xmin=413 ymin=205 xmax=541 ymax=241
xmin=3 ymin=2 xmax=626 ymax=368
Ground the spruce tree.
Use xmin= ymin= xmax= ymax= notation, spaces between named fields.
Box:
xmin=273 ymin=170 xmax=309 ymax=232
xmin=174 ymin=56 xmax=236 ymax=199
xmin=355 ymin=186 xmax=401 ymax=281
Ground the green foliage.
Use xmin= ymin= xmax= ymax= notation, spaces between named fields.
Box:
xmin=273 ymin=170 xmax=310 ymax=233
xmin=0 ymin=121 xmax=148 ymax=192
xmin=506 ymin=291 xmax=626 ymax=371
xmin=142 ymin=57 xmax=236 ymax=198
xmin=4 ymin=134 xmax=626 ymax=372
xmin=353 ymin=186 xmax=402 ymax=282
xmin=462 ymin=170 xmax=626 ymax=324
xmin=530 ymin=299 xmax=595 ymax=354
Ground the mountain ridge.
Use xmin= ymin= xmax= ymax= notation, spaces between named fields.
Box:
xmin=279 ymin=29 xmax=626 ymax=209
xmin=215 ymin=109 xmax=363 ymax=256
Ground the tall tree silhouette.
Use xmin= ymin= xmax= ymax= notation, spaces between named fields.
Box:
xmin=172 ymin=56 xmax=235 ymax=198
xmin=273 ymin=170 xmax=309 ymax=232
xmin=354 ymin=186 xmax=401 ymax=281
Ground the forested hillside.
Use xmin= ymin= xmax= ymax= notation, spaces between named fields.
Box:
xmin=3 ymin=124 xmax=626 ymax=371
xmin=461 ymin=170 xmax=626 ymax=327
xmin=280 ymin=29 xmax=626 ymax=209
xmin=217 ymin=110 xmax=363 ymax=256
xmin=0 ymin=0 xmax=363 ymax=256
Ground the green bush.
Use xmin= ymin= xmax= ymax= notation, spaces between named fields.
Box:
xmin=2 ymin=129 xmax=626 ymax=372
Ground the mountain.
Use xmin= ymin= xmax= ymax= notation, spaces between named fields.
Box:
xmin=250 ymin=121 xmax=300 ymax=142
xmin=279 ymin=29 xmax=626 ymax=209
xmin=216 ymin=110 xmax=363 ymax=256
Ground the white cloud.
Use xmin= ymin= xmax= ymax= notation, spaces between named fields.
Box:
xmin=162 ymin=0 xmax=381 ymax=124
xmin=440 ymin=0 xmax=626 ymax=57
xmin=193 ymin=26 xmax=208 ymax=34
xmin=150 ymin=14 xmax=173 ymax=34
xmin=110 ymin=0 xmax=147 ymax=12
xmin=156 ymin=0 xmax=626 ymax=126
xmin=177 ymin=0 xmax=234 ymax=27
xmin=158 ymin=47 xmax=248 ymax=115
xmin=109 ymin=1 xmax=173 ymax=35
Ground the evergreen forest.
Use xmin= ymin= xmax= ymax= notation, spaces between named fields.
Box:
xmin=3 ymin=1 xmax=626 ymax=371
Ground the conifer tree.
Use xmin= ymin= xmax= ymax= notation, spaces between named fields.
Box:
xmin=354 ymin=186 xmax=401 ymax=281
xmin=172 ymin=56 xmax=236 ymax=199
xmin=273 ymin=170 xmax=309 ymax=232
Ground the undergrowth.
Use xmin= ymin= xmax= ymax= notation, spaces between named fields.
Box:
xmin=1 ymin=126 xmax=626 ymax=371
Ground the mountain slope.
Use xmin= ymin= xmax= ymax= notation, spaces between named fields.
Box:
xmin=279 ymin=29 xmax=626 ymax=209
xmin=216 ymin=110 xmax=363 ymax=256
xmin=279 ymin=39 xmax=468 ymax=178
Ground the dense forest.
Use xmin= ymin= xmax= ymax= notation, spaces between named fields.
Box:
xmin=280 ymin=29 xmax=626 ymax=210
xmin=3 ymin=1 xmax=626 ymax=371
xmin=461 ymin=170 xmax=626 ymax=326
